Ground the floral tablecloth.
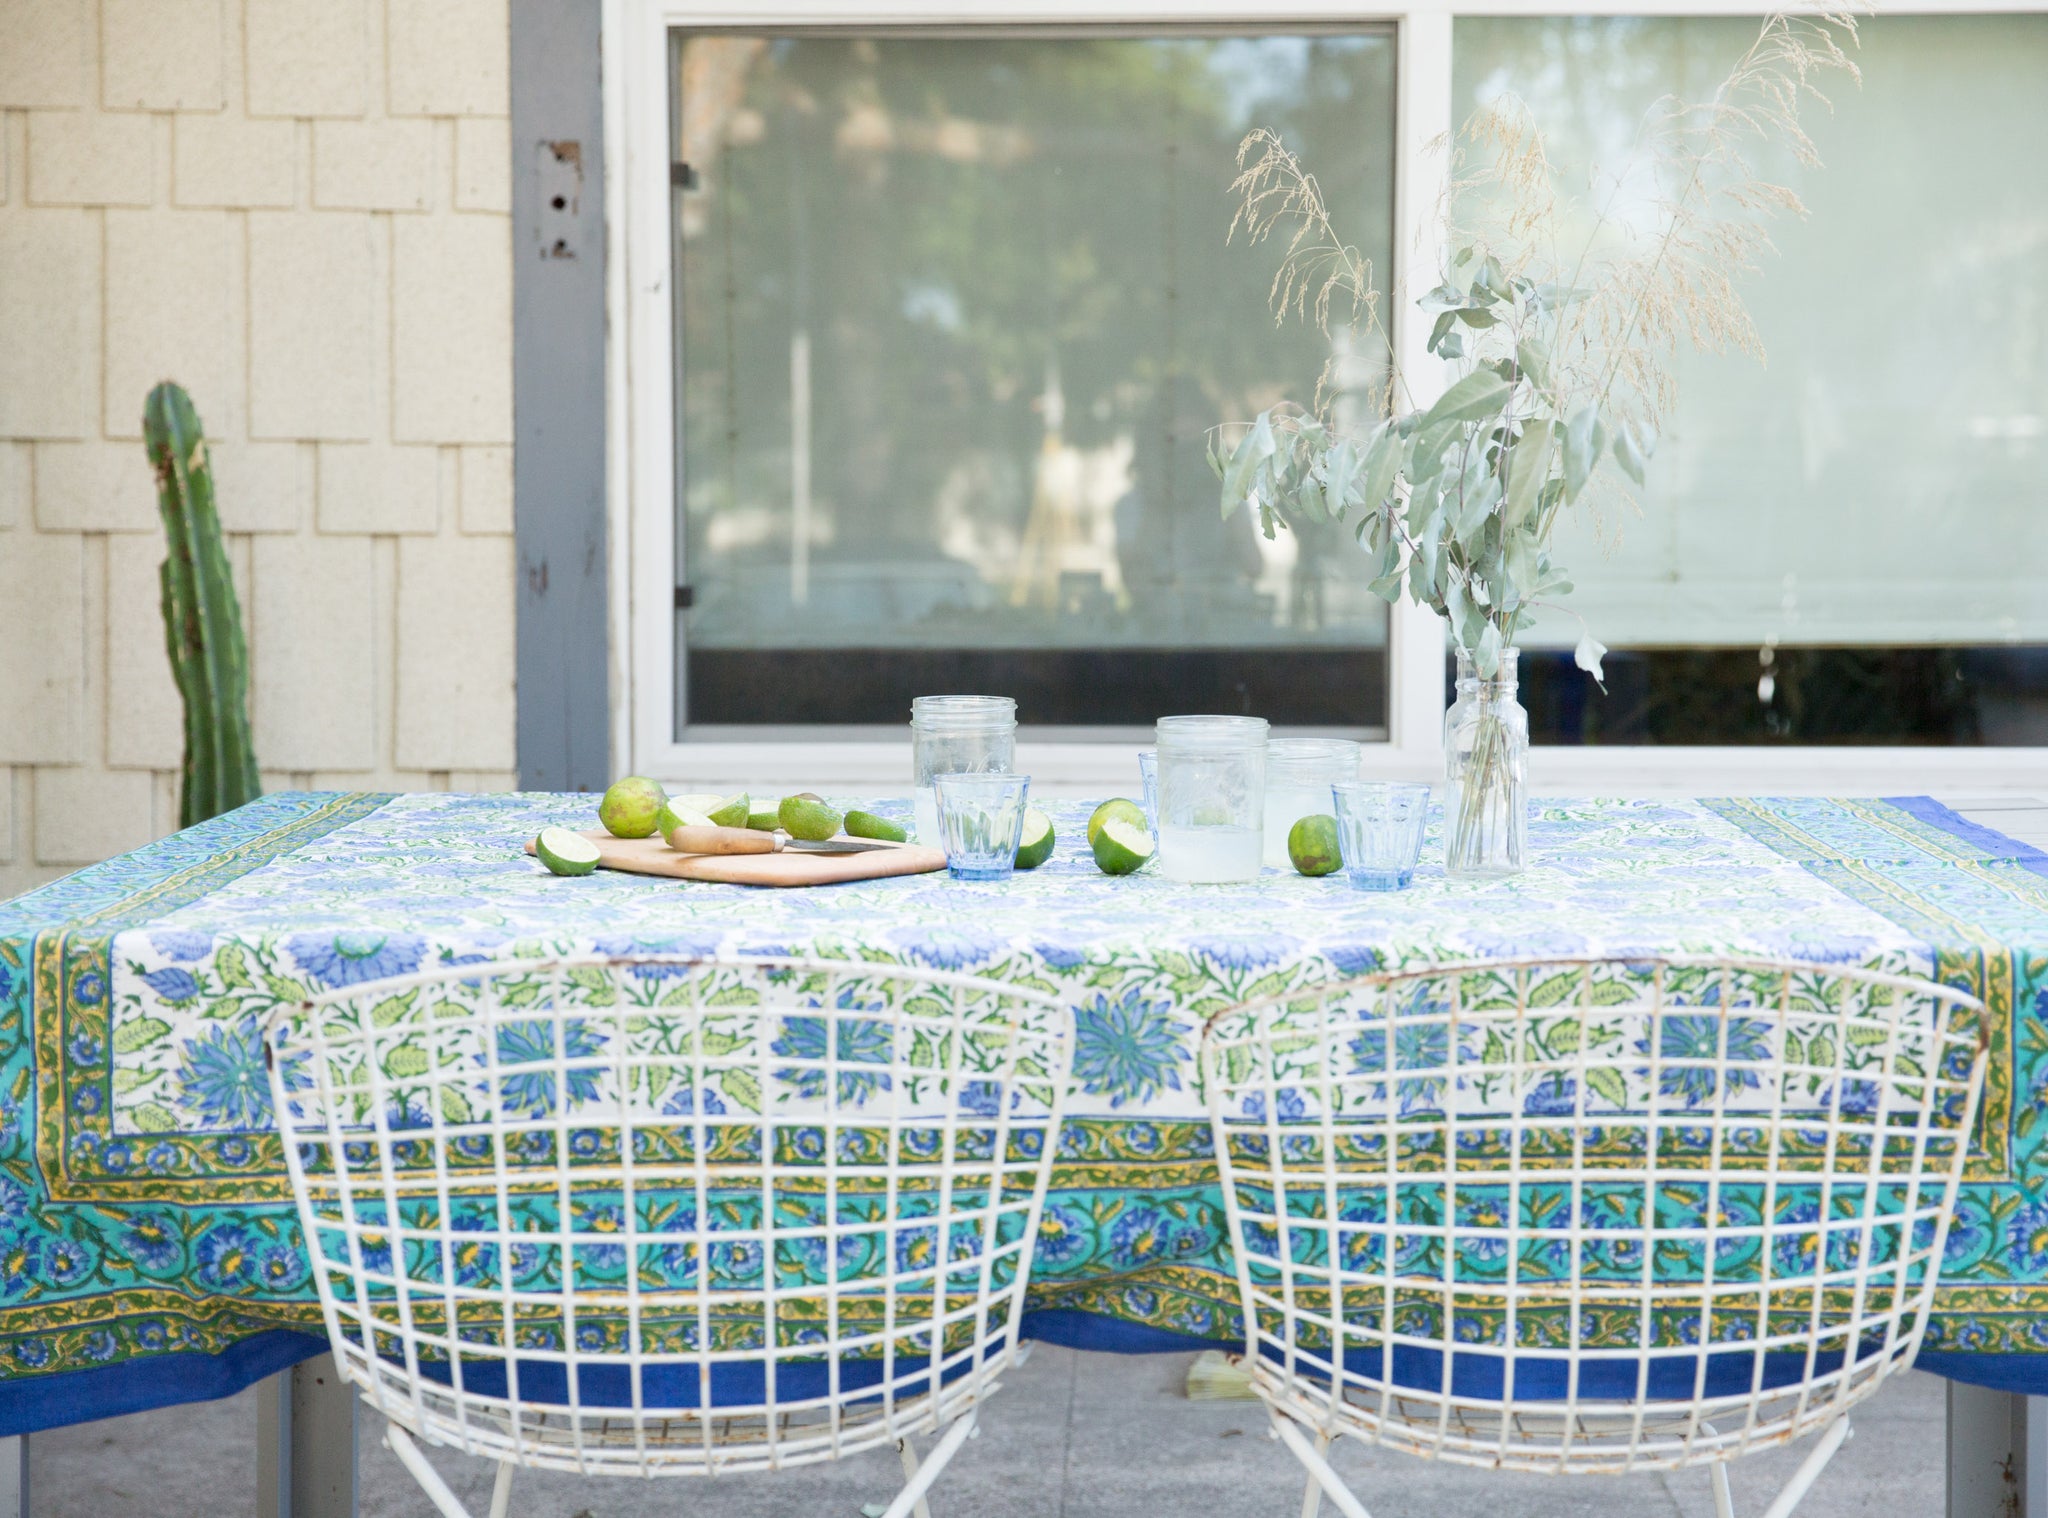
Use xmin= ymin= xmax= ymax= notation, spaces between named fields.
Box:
xmin=1 ymin=790 xmax=2045 ymax=1433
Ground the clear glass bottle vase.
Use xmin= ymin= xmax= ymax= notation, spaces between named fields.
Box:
xmin=1443 ymin=647 xmax=1529 ymax=879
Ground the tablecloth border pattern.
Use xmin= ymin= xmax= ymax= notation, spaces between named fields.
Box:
xmin=31 ymin=794 xmax=398 ymax=1205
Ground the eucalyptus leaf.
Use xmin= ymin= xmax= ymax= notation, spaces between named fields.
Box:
xmin=1420 ymin=370 xmax=1511 ymax=431
xmin=1222 ymin=413 xmax=1277 ymax=519
xmin=1428 ymin=310 xmax=1458 ymax=355
xmin=1562 ymin=405 xmax=1598 ymax=501
xmin=1451 ymin=472 xmax=1502 ymax=549
xmin=1418 ymin=281 xmax=1466 ymax=312
xmin=1574 ymin=629 xmax=1609 ymax=687
xmin=1454 ymin=306 xmax=1498 ymax=330
xmin=1360 ymin=427 xmax=1401 ymax=511
xmin=1476 ymin=619 xmax=1504 ymax=676
xmin=1516 ymin=337 xmax=1550 ymax=388
xmin=1613 ymin=421 xmax=1649 ymax=486
xmin=1503 ymin=419 xmax=1554 ymax=531
xmin=1436 ymin=331 xmax=1465 ymax=360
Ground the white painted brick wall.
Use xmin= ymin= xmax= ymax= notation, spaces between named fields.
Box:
xmin=1 ymin=0 xmax=517 ymax=900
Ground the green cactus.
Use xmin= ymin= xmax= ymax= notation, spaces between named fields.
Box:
xmin=144 ymin=383 xmax=260 ymax=828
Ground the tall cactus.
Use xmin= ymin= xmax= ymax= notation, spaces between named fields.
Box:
xmin=144 ymin=383 xmax=261 ymax=827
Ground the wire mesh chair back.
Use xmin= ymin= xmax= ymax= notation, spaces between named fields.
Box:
xmin=1200 ymin=956 xmax=1987 ymax=1476
xmin=265 ymin=955 xmax=1070 ymax=1478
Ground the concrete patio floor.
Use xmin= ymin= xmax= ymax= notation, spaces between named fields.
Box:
xmin=31 ymin=1347 xmax=1944 ymax=1517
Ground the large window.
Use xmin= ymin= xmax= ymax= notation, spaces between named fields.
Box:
xmin=669 ymin=31 xmax=1397 ymax=733
xmin=615 ymin=2 xmax=2048 ymax=782
xmin=1456 ymin=16 xmax=2048 ymax=746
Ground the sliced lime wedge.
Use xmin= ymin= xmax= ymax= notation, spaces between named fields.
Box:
xmin=535 ymin=827 xmax=601 ymax=877
xmin=706 ymin=793 xmax=751 ymax=828
xmin=1087 ymin=798 xmax=1146 ymax=847
xmin=845 ymin=809 xmax=908 ymax=843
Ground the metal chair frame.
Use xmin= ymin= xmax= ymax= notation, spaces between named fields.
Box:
xmin=265 ymin=954 xmax=1070 ymax=1518
xmin=1199 ymin=955 xmax=1988 ymax=1518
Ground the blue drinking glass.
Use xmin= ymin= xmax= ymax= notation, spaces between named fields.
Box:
xmin=934 ymin=772 xmax=1031 ymax=882
xmin=1331 ymin=781 xmax=1432 ymax=891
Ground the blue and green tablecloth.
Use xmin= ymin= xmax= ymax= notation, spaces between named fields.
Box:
xmin=1 ymin=790 xmax=2045 ymax=1434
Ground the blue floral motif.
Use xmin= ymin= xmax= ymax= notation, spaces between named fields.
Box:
xmin=1034 ymin=1205 xmax=1091 ymax=1269
xmin=0 ymin=1180 xmax=30 ymax=1232
xmin=259 ymin=1243 xmax=305 ymax=1289
xmin=13 ymin=1340 xmax=49 ymax=1369
xmin=73 ymin=970 xmax=105 ymax=1006
xmin=1240 ymin=1088 xmax=1306 ymax=1122
xmin=176 ymin=1017 xmax=273 ymax=1129
xmin=959 ymin=1080 xmax=1002 ymax=1117
xmin=2007 ymin=1200 xmax=2048 ymax=1276
xmin=1190 ymin=935 xmax=1295 ymax=973
xmin=1072 ymin=992 xmax=1185 ymax=1108
xmin=1324 ymin=943 xmax=1380 ymax=977
xmin=67 ymin=1031 xmax=104 ymax=1066
xmin=889 ymin=925 xmax=1005 ymax=970
xmin=141 ymin=967 xmax=202 ymax=1004
xmin=0 ymin=1235 xmax=39 ymax=1296
xmin=43 ymin=1236 xmax=94 ymax=1287
xmin=193 ymin=1225 xmax=255 ymax=1288
xmin=1639 ymin=1014 xmax=1771 ymax=1108
xmin=1349 ymin=1021 xmax=1450 ymax=1113
xmin=287 ymin=931 xmax=426 ymax=988
xmin=771 ymin=1007 xmax=893 ymax=1105
xmin=487 ymin=1019 xmax=606 ymax=1118
xmin=123 ymin=1216 xmax=182 ymax=1273
xmin=149 ymin=930 xmax=214 ymax=963
xmin=1107 ymin=1206 xmax=1172 ymax=1266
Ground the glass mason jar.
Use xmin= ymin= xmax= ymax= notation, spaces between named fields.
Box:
xmin=1261 ymin=738 xmax=1363 ymax=870
xmin=1443 ymin=648 xmax=1529 ymax=879
xmin=911 ymin=696 xmax=1017 ymax=846
xmin=1154 ymin=715 xmax=1268 ymax=883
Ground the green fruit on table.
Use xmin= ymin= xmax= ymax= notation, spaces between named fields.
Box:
xmin=779 ymin=794 xmax=843 ymax=842
xmin=1288 ymin=814 xmax=1343 ymax=877
xmin=845 ymin=809 xmax=908 ymax=843
xmin=658 ymin=806 xmax=715 ymax=845
xmin=671 ymin=793 xmax=725 ymax=815
xmin=1091 ymin=818 xmax=1154 ymax=876
xmin=534 ymin=827 xmax=600 ymax=877
xmin=599 ymin=776 xmax=668 ymax=838
xmin=1014 ymin=808 xmax=1054 ymax=869
xmin=746 ymin=808 xmax=779 ymax=832
xmin=706 ymin=793 xmax=750 ymax=828
xmin=1087 ymin=798 xmax=1147 ymax=847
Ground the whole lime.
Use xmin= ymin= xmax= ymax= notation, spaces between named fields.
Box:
xmin=599 ymin=776 xmax=668 ymax=838
xmin=1288 ymin=814 xmax=1343 ymax=877
xmin=779 ymin=794 xmax=843 ymax=842
xmin=1087 ymin=798 xmax=1147 ymax=847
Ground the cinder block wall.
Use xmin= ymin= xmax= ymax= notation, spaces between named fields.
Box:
xmin=0 ymin=0 xmax=518 ymax=899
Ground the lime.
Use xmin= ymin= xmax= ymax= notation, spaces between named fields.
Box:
xmin=1087 ymin=798 xmax=1147 ymax=847
xmin=1091 ymin=818 xmax=1154 ymax=876
xmin=535 ymin=827 xmax=600 ymax=877
xmin=1288 ymin=814 xmax=1343 ymax=877
xmin=746 ymin=807 xmax=779 ymax=832
xmin=656 ymin=802 xmax=717 ymax=837
xmin=599 ymin=777 xmax=668 ymax=838
xmin=845 ymin=809 xmax=908 ymax=843
xmin=671 ymin=793 xmax=726 ymax=815
xmin=1014 ymin=808 xmax=1054 ymax=869
xmin=706 ymin=793 xmax=750 ymax=828
xmin=779 ymin=794 xmax=843 ymax=842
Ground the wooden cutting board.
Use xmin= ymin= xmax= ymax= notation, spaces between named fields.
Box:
xmin=525 ymin=829 xmax=948 ymax=888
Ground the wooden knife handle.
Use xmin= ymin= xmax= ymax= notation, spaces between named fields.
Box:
xmin=664 ymin=824 xmax=780 ymax=856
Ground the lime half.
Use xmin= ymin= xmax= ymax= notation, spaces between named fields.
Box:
xmin=1014 ymin=808 xmax=1055 ymax=869
xmin=780 ymin=795 xmax=843 ymax=842
xmin=1092 ymin=819 xmax=1154 ymax=876
xmin=1087 ymin=798 xmax=1146 ymax=847
xmin=535 ymin=827 xmax=601 ymax=877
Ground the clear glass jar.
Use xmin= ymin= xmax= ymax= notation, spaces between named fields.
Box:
xmin=1443 ymin=649 xmax=1528 ymax=878
xmin=1154 ymin=715 xmax=1268 ymax=883
xmin=1260 ymin=738 xmax=1363 ymax=869
xmin=911 ymin=695 xmax=1017 ymax=846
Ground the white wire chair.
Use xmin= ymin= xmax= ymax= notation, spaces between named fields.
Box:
xmin=264 ymin=954 xmax=1070 ymax=1518
xmin=1200 ymin=955 xmax=1987 ymax=1518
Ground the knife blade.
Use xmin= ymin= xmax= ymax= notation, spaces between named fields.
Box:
xmin=781 ymin=837 xmax=903 ymax=854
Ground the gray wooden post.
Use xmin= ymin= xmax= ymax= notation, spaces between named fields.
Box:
xmin=1948 ymin=1383 xmax=2048 ymax=1518
xmin=0 ymin=1435 xmax=25 ymax=1518
xmin=257 ymin=1355 xmax=357 ymax=1518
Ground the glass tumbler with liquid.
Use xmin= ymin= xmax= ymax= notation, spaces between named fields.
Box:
xmin=911 ymin=696 xmax=1017 ymax=846
xmin=1154 ymin=715 xmax=1268 ymax=883
xmin=1261 ymin=738 xmax=1363 ymax=869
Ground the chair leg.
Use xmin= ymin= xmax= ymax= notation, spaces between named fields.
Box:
xmin=488 ymin=1457 xmax=515 ymax=1518
xmin=875 ymin=1413 xmax=977 ymax=1518
xmin=1711 ymin=1460 xmax=1736 ymax=1518
xmin=382 ymin=1422 xmax=476 ymax=1518
xmin=1299 ymin=1428 xmax=1333 ymax=1518
xmin=1756 ymin=1415 xmax=1853 ymax=1518
xmin=1269 ymin=1415 xmax=1372 ymax=1518
xmin=897 ymin=1432 xmax=935 ymax=1518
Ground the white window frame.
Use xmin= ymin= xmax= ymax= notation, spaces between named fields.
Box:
xmin=604 ymin=0 xmax=2048 ymax=796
